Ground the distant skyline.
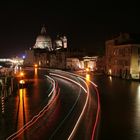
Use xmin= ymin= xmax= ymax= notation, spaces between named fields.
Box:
xmin=0 ymin=1 xmax=140 ymax=57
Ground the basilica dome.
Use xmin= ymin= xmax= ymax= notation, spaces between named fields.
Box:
xmin=33 ymin=26 xmax=52 ymax=51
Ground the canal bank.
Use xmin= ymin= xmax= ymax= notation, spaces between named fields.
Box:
xmin=0 ymin=75 xmax=19 ymax=115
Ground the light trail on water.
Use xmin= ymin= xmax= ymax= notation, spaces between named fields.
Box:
xmin=50 ymin=73 xmax=87 ymax=93
xmin=68 ymin=77 xmax=89 ymax=140
xmin=48 ymin=73 xmax=88 ymax=139
xmin=6 ymin=75 xmax=58 ymax=140
xmin=52 ymin=70 xmax=100 ymax=140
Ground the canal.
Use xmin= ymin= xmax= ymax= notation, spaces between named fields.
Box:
xmin=1 ymin=69 xmax=140 ymax=140
xmin=92 ymin=75 xmax=140 ymax=140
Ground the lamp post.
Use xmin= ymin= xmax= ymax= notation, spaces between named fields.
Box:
xmin=18 ymin=71 xmax=25 ymax=89
xmin=1 ymin=96 xmax=4 ymax=115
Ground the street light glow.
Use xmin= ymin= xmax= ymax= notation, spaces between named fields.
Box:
xmin=34 ymin=64 xmax=38 ymax=68
xmin=20 ymin=72 xmax=24 ymax=77
xmin=19 ymin=80 xmax=25 ymax=84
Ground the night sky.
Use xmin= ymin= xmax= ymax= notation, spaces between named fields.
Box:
xmin=0 ymin=1 xmax=139 ymax=57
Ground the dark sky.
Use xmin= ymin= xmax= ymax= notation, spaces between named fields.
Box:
xmin=0 ymin=1 xmax=140 ymax=57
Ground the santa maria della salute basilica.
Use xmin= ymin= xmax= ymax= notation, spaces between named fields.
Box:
xmin=33 ymin=26 xmax=67 ymax=51
xmin=24 ymin=26 xmax=85 ymax=69
xmin=24 ymin=25 xmax=69 ymax=68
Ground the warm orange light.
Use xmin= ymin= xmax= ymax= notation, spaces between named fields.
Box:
xmin=18 ymin=89 xmax=24 ymax=130
xmin=20 ymin=72 xmax=24 ymax=77
xmin=34 ymin=64 xmax=38 ymax=68
xmin=109 ymin=76 xmax=112 ymax=82
xmin=19 ymin=72 xmax=24 ymax=77
xmin=19 ymin=80 xmax=25 ymax=84
xmin=34 ymin=66 xmax=38 ymax=79
xmin=86 ymin=74 xmax=90 ymax=81
xmin=86 ymin=68 xmax=89 ymax=72
xmin=109 ymin=69 xmax=112 ymax=75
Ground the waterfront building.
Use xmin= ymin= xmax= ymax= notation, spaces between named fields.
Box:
xmin=82 ymin=56 xmax=98 ymax=71
xmin=49 ymin=50 xmax=66 ymax=69
xmin=66 ymin=58 xmax=80 ymax=70
xmin=24 ymin=26 xmax=98 ymax=70
xmin=106 ymin=33 xmax=140 ymax=79
xmin=24 ymin=48 xmax=50 ymax=67
xmin=96 ymin=56 xmax=106 ymax=73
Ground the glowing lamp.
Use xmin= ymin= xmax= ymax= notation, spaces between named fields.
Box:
xmin=86 ymin=68 xmax=89 ymax=72
xmin=34 ymin=64 xmax=38 ymax=68
xmin=22 ymin=55 xmax=25 ymax=59
xmin=19 ymin=80 xmax=25 ymax=84
xmin=20 ymin=72 xmax=24 ymax=77
xmin=109 ymin=69 xmax=112 ymax=75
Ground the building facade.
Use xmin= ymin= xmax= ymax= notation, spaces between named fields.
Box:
xmin=106 ymin=33 xmax=140 ymax=79
xmin=83 ymin=56 xmax=98 ymax=71
xmin=24 ymin=49 xmax=50 ymax=67
xmin=66 ymin=58 xmax=80 ymax=70
xmin=49 ymin=50 xmax=66 ymax=69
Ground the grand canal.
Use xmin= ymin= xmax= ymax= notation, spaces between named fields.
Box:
xmin=93 ymin=75 xmax=140 ymax=140
xmin=0 ymin=68 xmax=140 ymax=140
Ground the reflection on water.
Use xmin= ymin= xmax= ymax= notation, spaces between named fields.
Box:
xmin=34 ymin=68 xmax=38 ymax=79
xmin=33 ymin=68 xmax=39 ymax=101
xmin=0 ymin=69 xmax=51 ymax=139
xmin=109 ymin=76 xmax=112 ymax=82
xmin=17 ymin=88 xmax=29 ymax=130
xmin=134 ymin=84 xmax=140 ymax=137
xmin=86 ymin=74 xmax=90 ymax=81
xmin=92 ymin=75 xmax=140 ymax=140
xmin=136 ymin=85 xmax=140 ymax=100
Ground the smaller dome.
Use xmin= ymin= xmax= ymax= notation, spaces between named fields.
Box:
xmin=55 ymin=39 xmax=62 ymax=46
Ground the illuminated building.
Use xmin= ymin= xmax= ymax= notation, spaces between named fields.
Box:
xmin=54 ymin=35 xmax=67 ymax=50
xmin=24 ymin=26 xmax=67 ymax=67
xmin=66 ymin=58 xmax=80 ymax=70
xmin=83 ymin=56 xmax=98 ymax=71
xmin=24 ymin=26 xmax=88 ymax=69
xmin=61 ymin=36 xmax=67 ymax=48
xmin=65 ymin=56 xmax=98 ymax=71
xmin=24 ymin=50 xmax=34 ymax=66
xmin=33 ymin=26 xmax=52 ymax=51
xmin=24 ymin=49 xmax=50 ymax=67
xmin=106 ymin=33 xmax=140 ymax=79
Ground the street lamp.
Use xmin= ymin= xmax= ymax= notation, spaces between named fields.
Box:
xmin=19 ymin=80 xmax=25 ymax=84
xmin=20 ymin=72 xmax=24 ymax=78
xmin=18 ymin=71 xmax=25 ymax=89
xmin=34 ymin=64 xmax=38 ymax=68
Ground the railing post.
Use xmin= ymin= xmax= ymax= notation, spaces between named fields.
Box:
xmin=1 ymin=96 xmax=4 ymax=115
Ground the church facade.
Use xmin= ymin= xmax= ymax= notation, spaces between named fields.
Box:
xmin=24 ymin=26 xmax=68 ymax=68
